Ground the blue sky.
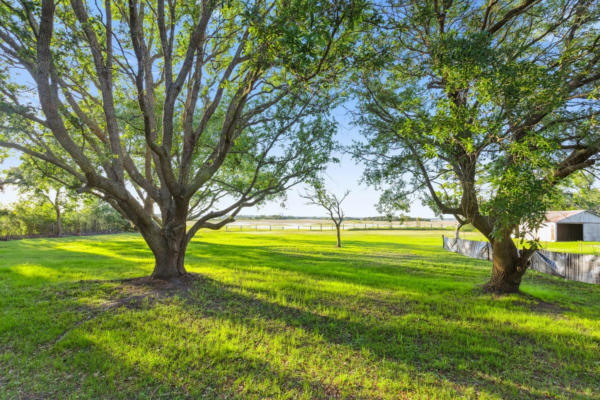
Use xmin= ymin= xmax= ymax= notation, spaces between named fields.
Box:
xmin=243 ymin=107 xmax=436 ymax=218
xmin=244 ymin=152 xmax=436 ymax=218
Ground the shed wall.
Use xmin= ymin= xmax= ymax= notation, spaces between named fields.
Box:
xmin=584 ymin=224 xmax=600 ymax=242
xmin=527 ymin=222 xmax=555 ymax=242
xmin=559 ymin=212 xmax=600 ymax=224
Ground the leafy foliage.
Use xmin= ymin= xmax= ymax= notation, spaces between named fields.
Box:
xmin=0 ymin=196 xmax=131 ymax=237
xmin=0 ymin=0 xmax=365 ymax=275
xmin=354 ymin=1 xmax=600 ymax=243
xmin=554 ymin=170 xmax=600 ymax=213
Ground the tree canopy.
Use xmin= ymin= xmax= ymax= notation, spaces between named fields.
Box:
xmin=0 ymin=0 xmax=364 ymax=278
xmin=354 ymin=0 xmax=600 ymax=292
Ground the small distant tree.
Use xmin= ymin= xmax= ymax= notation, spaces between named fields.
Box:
xmin=1 ymin=158 xmax=76 ymax=236
xmin=302 ymin=182 xmax=349 ymax=247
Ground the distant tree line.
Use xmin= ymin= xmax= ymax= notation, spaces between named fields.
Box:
xmin=0 ymin=197 xmax=133 ymax=239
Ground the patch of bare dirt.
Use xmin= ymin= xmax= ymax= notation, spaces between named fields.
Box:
xmin=474 ymin=286 xmax=568 ymax=316
xmin=96 ymin=273 xmax=205 ymax=310
xmin=120 ymin=272 xmax=202 ymax=292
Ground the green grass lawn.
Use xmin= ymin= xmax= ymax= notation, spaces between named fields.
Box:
xmin=1 ymin=230 xmax=599 ymax=399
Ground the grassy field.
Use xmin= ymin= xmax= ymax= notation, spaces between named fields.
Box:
xmin=1 ymin=230 xmax=599 ymax=399
xmin=455 ymin=231 xmax=600 ymax=255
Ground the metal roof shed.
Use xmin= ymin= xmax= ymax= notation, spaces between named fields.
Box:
xmin=528 ymin=210 xmax=600 ymax=242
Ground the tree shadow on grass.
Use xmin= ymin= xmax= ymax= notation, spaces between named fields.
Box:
xmin=29 ymin=274 xmax=597 ymax=399
xmin=187 ymin=238 xmax=600 ymax=318
xmin=4 ymin=275 xmax=599 ymax=399
xmin=186 ymin=240 xmax=588 ymax=304
xmin=2 ymin=234 xmax=599 ymax=399
xmin=189 ymin=274 xmax=598 ymax=396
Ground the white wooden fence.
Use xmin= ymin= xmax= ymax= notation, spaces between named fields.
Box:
xmin=223 ymin=221 xmax=456 ymax=231
xmin=442 ymin=235 xmax=600 ymax=285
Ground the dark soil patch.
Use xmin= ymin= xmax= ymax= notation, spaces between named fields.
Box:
xmin=120 ymin=272 xmax=203 ymax=293
xmin=48 ymin=274 xmax=204 ymax=347
xmin=473 ymin=286 xmax=568 ymax=316
xmin=517 ymin=294 xmax=569 ymax=315
xmin=529 ymin=300 xmax=567 ymax=314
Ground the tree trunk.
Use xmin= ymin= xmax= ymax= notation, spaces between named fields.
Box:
xmin=484 ymin=235 xmax=528 ymax=293
xmin=455 ymin=221 xmax=464 ymax=239
xmin=335 ymin=223 xmax=341 ymax=248
xmin=151 ymin=240 xmax=188 ymax=279
xmin=146 ymin=223 xmax=189 ymax=280
xmin=55 ymin=206 xmax=63 ymax=237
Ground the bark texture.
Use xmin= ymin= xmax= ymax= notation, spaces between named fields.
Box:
xmin=144 ymin=213 xmax=190 ymax=280
xmin=151 ymin=248 xmax=187 ymax=279
xmin=484 ymin=236 xmax=528 ymax=293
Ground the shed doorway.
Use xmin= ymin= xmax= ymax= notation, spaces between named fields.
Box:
xmin=556 ymin=223 xmax=583 ymax=241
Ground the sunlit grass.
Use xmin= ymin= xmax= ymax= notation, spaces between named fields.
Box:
xmin=1 ymin=230 xmax=599 ymax=399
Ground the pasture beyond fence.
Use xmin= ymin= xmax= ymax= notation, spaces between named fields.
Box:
xmin=442 ymin=235 xmax=600 ymax=285
xmin=223 ymin=220 xmax=457 ymax=231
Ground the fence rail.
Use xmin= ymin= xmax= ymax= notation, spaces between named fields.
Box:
xmin=442 ymin=235 xmax=600 ymax=285
xmin=222 ymin=221 xmax=457 ymax=231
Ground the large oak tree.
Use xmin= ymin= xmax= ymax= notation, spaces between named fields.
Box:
xmin=355 ymin=0 xmax=600 ymax=292
xmin=0 ymin=0 xmax=363 ymax=279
